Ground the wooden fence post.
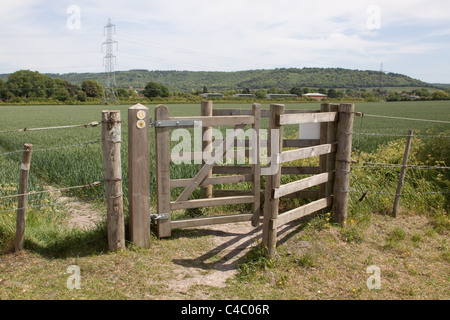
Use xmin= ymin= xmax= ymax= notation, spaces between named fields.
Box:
xmin=128 ymin=103 xmax=151 ymax=248
xmin=392 ymin=129 xmax=414 ymax=217
xmin=325 ymin=104 xmax=338 ymax=211
xmin=102 ymin=110 xmax=126 ymax=251
xmin=155 ymin=104 xmax=172 ymax=238
xmin=333 ymin=103 xmax=355 ymax=226
xmin=251 ymin=103 xmax=261 ymax=227
xmin=319 ymin=103 xmax=331 ymax=201
xmin=262 ymin=104 xmax=284 ymax=258
xmin=201 ymin=101 xmax=213 ymax=199
xmin=15 ymin=143 xmax=32 ymax=252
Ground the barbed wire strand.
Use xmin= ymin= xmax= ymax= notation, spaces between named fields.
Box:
xmin=0 ymin=139 xmax=101 ymax=157
xmin=0 ymin=121 xmax=100 ymax=134
xmin=0 ymin=194 xmax=105 ymax=214
xmin=0 ymin=181 xmax=102 ymax=200
xmin=351 ymin=132 xmax=450 ymax=138
xmin=352 ymin=163 xmax=450 ymax=170
xmin=362 ymin=114 xmax=450 ymax=124
xmin=348 ymin=189 xmax=450 ymax=195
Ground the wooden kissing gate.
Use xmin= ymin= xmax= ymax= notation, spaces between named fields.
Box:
xmin=122 ymin=102 xmax=354 ymax=257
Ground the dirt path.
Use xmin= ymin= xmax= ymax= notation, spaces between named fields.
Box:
xmin=165 ymin=219 xmax=306 ymax=298
xmin=63 ymin=196 xmax=103 ymax=230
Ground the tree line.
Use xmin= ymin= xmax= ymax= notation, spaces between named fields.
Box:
xmin=45 ymin=67 xmax=439 ymax=92
xmin=1 ymin=70 xmax=449 ymax=104
xmin=0 ymin=70 xmax=101 ymax=103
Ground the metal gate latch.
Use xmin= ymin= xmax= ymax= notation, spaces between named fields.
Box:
xmin=151 ymin=120 xmax=201 ymax=128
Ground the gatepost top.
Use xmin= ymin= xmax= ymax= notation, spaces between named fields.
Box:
xmin=129 ymin=103 xmax=149 ymax=110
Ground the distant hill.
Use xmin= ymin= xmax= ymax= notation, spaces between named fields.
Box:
xmin=1 ymin=67 xmax=437 ymax=92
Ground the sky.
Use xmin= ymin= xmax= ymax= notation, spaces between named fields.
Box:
xmin=1 ymin=0 xmax=450 ymax=84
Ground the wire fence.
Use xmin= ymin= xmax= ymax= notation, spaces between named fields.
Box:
xmin=1 ymin=113 xmax=449 ymax=219
xmin=347 ymin=113 xmax=449 ymax=211
xmin=0 ymin=120 xmax=104 ymax=218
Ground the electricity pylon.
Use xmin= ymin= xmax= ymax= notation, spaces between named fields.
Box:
xmin=102 ymin=19 xmax=120 ymax=105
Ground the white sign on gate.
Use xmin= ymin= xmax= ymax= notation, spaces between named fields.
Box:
xmin=299 ymin=123 xmax=320 ymax=139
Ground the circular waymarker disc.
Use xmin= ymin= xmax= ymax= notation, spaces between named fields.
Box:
xmin=136 ymin=120 xmax=146 ymax=129
xmin=137 ymin=110 xmax=146 ymax=120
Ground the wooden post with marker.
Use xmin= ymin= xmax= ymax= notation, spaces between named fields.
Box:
xmin=128 ymin=103 xmax=151 ymax=248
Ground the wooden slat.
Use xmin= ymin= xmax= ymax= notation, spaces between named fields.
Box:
xmin=175 ymin=124 xmax=247 ymax=202
xmin=273 ymin=172 xmax=334 ymax=199
xmin=213 ymin=109 xmax=253 ymax=116
xmin=171 ymin=195 xmax=254 ymax=210
xmin=251 ymin=103 xmax=261 ymax=227
xmin=170 ymin=174 xmax=252 ymax=188
xmin=213 ymin=189 xmax=253 ymax=197
xmin=170 ymin=152 xmax=204 ymax=162
xmin=169 ymin=115 xmax=254 ymax=127
xmin=213 ymin=165 xmax=321 ymax=175
xmin=211 ymin=138 xmax=320 ymax=148
xmin=281 ymin=143 xmax=336 ymax=163
xmin=281 ymin=166 xmax=320 ymax=175
xmin=271 ymin=197 xmax=332 ymax=229
xmin=171 ymin=213 xmax=254 ymax=229
xmin=155 ymin=105 xmax=172 ymax=238
xmin=212 ymin=138 xmax=257 ymax=149
xmin=278 ymin=112 xmax=338 ymax=125
xmin=283 ymin=139 xmax=320 ymax=148
xmin=213 ymin=109 xmax=319 ymax=118
xmin=201 ymin=101 xmax=213 ymax=199
xmin=213 ymin=165 xmax=253 ymax=175
xmin=170 ymin=149 xmax=251 ymax=162
xmin=281 ymin=190 xmax=318 ymax=199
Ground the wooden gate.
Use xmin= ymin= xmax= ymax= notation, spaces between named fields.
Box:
xmin=262 ymin=103 xmax=355 ymax=257
xmin=127 ymin=102 xmax=354 ymax=254
xmin=154 ymin=102 xmax=262 ymax=238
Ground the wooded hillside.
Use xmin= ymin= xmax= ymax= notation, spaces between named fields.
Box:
xmin=38 ymin=67 xmax=435 ymax=92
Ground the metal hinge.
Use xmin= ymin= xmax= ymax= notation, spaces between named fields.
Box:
xmin=150 ymin=213 xmax=170 ymax=220
xmin=150 ymin=120 xmax=201 ymax=128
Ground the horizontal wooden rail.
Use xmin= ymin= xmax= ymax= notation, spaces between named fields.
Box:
xmin=280 ymin=189 xmax=318 ymax=199
xmin=171 ymin=213 xmax=254 ymax=229
xmin=170 ymin=174 xmax=252 ymax=188
xmin=212 ymin=138 xmax=320 ymax=148
xmin=278 ymin=112 xmax=338 ymax=125
xmin=170 ymin=150 xmax=251 ymax=162
xmin=283 ymin=139 xmax=321 ymax=148
xmin=281 ymin=143 xmax=336 ymax=163
xmin=170 ymin=195 xmax=255 ymax=210
xmin=270 ymin=197 xmax=332 ymax=230
xmin=213 ymin=189 xmax=253 ymax=197
xmin=281 ymin=166 xmax=320 ymax=175
xmin=273 ymin=172 xmax=334 ymax=199
xmin=213 ymin=109 xmax=320 ymax=117
xmin=212 ymin=165 xmax=253 ymax=175
xmin=169 ymin=115 xmax=254 ymax=127
xmin=212 ymin=165 xmax=321 ymax=175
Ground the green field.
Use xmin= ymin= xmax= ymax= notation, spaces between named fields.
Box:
xmin=1 ymin=100 xmax=449 ymax=199
xmin=0 ymin=100 xmax=449 ymax=300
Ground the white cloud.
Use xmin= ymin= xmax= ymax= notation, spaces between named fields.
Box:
xmin=0 ymin=0 xmax=449 ymax=82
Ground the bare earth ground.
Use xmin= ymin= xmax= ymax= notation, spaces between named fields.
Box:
xmin=161 ymin=220 xmax=309 ymax=298
xmin=65 ymin=197 xmax=302 ymax=297
xmin=64 ymin=196 xmax=103 ymax=230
